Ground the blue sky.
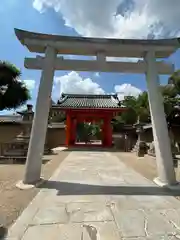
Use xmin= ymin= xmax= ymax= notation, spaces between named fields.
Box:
xmin=1 ymin=0 xmax=180 ymax=114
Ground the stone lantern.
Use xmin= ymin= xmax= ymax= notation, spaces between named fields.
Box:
xmin=133 ymin=118 xmax=148 ymax=157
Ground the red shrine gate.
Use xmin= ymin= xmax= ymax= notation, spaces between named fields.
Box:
xmin=66 ymin=110 xmax=115 ymax=147
xmin=52 ymin=94 xmax=126 ymax=147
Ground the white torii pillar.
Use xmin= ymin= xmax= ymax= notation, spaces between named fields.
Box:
xmin=144 ymin=50 xmax=177 ymax=187
xmin=23 ymin=46 xmax=57 ymax=185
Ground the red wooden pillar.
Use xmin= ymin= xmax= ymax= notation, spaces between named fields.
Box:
xmin=74 ymin=119 xmax=77 ymax=143
xmin=102 ymin=119 xmax=106 ymax=147
xmin=103 ymin=117 xmax=112 ymax=147
xmin=106 ymin=117 xmax=112 ymax=147
xmin=71 ymin=118 xmax=77 ymax=145
xmin=65 ymin=113 xmax=71 ymax=146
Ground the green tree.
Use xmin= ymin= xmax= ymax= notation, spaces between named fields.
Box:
xmin=91 ymin=123 xmax=101 ymax=139
xmin=136 ymin=92 xmax=150 ymax=122
xmin=0 ymin=61 xmax=30 ymax=111
xmin=115 ymin=96 xmax=138 ymax=125
xmin=168 ymin=70 xmax=180 ymax=94
xmin=76 ymin=122 xmax=91 ymax=142
xmin=161 ymin=84 xmax=178 ymax=117
xmin=112 ymin=83 xmax=179 ymax=129
xmin=113 ymin=93 xmax=150 ymax=129
xmin=160 ymin=84 xmax=178 ymax=98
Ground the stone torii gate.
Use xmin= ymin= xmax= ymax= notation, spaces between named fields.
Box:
xmin=14 ymin=28 xmax=180 ymax=188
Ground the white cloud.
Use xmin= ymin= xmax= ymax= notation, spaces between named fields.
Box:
xmin=54 ymin=71 xmax=105 ymax=95
xmin=115 ymin=83 xmax=142 ymax=100
xmin=23 ymin=80 xmax=36 ymax=90
xmin=33 ymin=0 xmax=180 ymax=39
xmin=53 ymin=71 xmax=142 ymax=100
xmin=94 ymin=72 xmax=100 ymax=78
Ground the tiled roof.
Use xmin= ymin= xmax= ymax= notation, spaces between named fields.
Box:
xmin=55 ymin=94 xmax=122 ymax=109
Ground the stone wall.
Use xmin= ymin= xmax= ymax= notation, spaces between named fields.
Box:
xmin=0 ymin=124 xmax=66 ymax=155
xmin=113 ymin=132 xmax=137 ymax=151
xmin=0 ymin=124 xmax=22 ymax=155
xmin=0 ymin=124 xmax=22 ymax=143
xmin=46 ymin=127 xmax=66 ymax=149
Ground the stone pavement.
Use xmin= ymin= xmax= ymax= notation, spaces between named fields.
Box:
xmin=6 ymin=150 xmax=180 ymax=239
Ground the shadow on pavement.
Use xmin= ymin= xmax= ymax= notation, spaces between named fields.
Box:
xmin=38 ymin=180 xmax=180 ymax=197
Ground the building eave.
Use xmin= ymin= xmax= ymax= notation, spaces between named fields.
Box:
xmin=51 ymin=106 xmax=126 ymax=112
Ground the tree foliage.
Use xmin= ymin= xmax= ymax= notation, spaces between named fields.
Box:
xmin=168 ymin=70 xmax=180 ymax=94
xmin=113 ymin=92 xmax=150 ymax=127
xmin=76 ymin=122 xmax=101 ymax=142
xmin=76 ymin=122 xmax=91 ymax=142
xmin=0 ymin=61 xmax=30 ymax=111
xmin=116 ymin=96 xmax=138 ymax=124
xmin=112 ymin=70 xmax=180 ymax=129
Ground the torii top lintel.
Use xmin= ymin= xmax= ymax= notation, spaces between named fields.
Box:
xmin=14 ymin=28 xmax=180 ymax=58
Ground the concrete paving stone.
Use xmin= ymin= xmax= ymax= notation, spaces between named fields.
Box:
xmin=57 ymin=169 xmax=99 ymax=177
xmin=53 ymin=223 xmax=83 ymax=240
xmin=145 ymin=210 xmax=177 ymax=236
xmin=82 ymin=222 xmax=120 ymax=240
xmin=119 ymin=168 xmax=150 ymax=180
xmin=122 ymin=173 xmax=153 ymax=185
xmin=148 ymin=235 xmax=180 ymax=239
xmin=163 ymin=197 xmax=180 ymax=209
xmin=122 ymin=238 xmax=147 ymax=240
xmin=122 ymin=236 xmax=179 ymax=240
xmin=56 ymin=171 xmax=102 ymax=184
xmin=45 ymin=194 xmax=110 ymax=204
xmin=57 ymin=178 xmax=103 ymax=186
xmin=110 ymin=196 xmax=140 ymax=210
xmin=7 ymin=150 xmax=180 ymax=240
xmin=61 ymin=159 xmax=100 ymax=165
xmin=96 ymin=167 xmax=121 ymax=173
xmin=98 ymin=179 xmax=127 ymax=186
xmin=111 ymin=208 xmax=146 ymax=238
xmin=98 ymin=167 xmax=124 ymax=173
xmin=61 ymin=164 xmax=97 ymax=170
xmin=109 ymin=195 xmax=129 ymax=202
xmin=132 ymin=196 xmax=176 ymax=209
xmin=66 ymin=202 xmax=114 ymax=222
xmin=56 ymin=182 xmax=108 ymax=196
xmin=21 ymin=224 xmax=62 ymax=240
xmin=98 ymin=170 xmax=127 ymax=185
xmin=22 ymin=221 xmax=120 ymax=240
xmin=31 ymin=204 xmax=69 ymax=225
xmin=87 ymin=153 xmax=106 ymax=157
xmin=7 ymin=191 xmax=49 ymax=239
xmin=75 ymin=156 xmax=96 ymax=159
xmin=160 ymin=209 xmax=180 ymax=230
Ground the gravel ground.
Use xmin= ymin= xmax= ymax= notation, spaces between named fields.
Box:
xmin=0 ymin=150 xmax=69 ymax=228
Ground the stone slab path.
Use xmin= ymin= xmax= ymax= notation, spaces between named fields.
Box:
xmin=6 ymin=150 xmax=180 ymax=239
